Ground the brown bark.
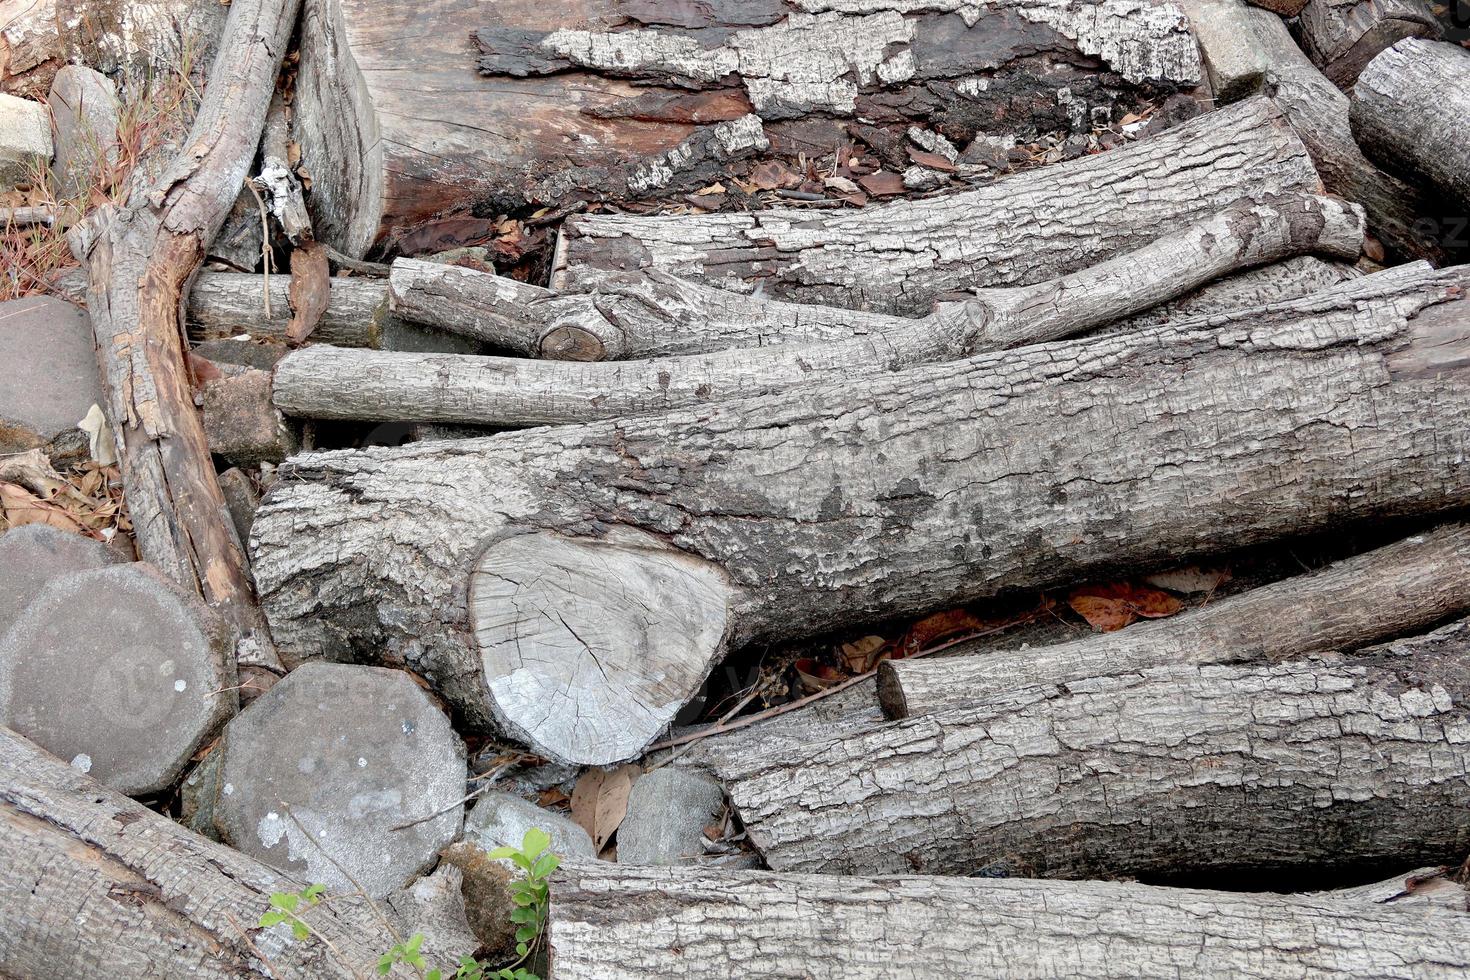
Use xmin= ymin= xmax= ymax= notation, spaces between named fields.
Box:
xmin=66 ymin=0 xmax=300 ymax=642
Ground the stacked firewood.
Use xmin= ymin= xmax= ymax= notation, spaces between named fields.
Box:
xmin=7 ymin=0 xmax=1470 ymax=976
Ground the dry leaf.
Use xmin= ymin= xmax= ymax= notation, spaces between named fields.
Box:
xmin=858 ymin=171 xmax=904 ymax=196
xmin=840 ymin=634 xmax=885 ymax=672
xmin=537 ymin=787 xmax=570 ymax=809
xmin=1068 ymin=582 xmax=1185 ymax=633
xmin=794 ymin=657 xmax=844 ymax=694
xmin=0 ymin=482 xmax=85 ymax=534
xmin=907 ymin=148 xmax=956 ymax=172
xmin=0 ymin=449 xmax=66 ymax=496
xmin=77 ymin=404 xmax=116 ymax=466
xmin=570 ymin=764 xmax=639 ymax=851
xmin=286 ymin=240 xmax=332 ymax=345
xmin=1144 ymin=565 xmax=1232 ymax=595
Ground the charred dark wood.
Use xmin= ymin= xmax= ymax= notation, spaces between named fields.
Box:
xmin=252 ymin=264 xmax=1470 ymax=765
xmin=1294 ymin=0 xmax=1441 ymax=88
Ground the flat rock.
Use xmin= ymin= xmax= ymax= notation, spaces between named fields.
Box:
xmin=616 ymin=768 xmax=725 ymax=867
xmin=1179 ymin=0 xmax=1269 ymax=102
xmin=214 ymin=662 xmax=467 ymax=899
xmin=46 ymin=64 xmax=119 ymax=199
xmin=201 ymin=368 xmax=297 ymax=465
xmin=0 ymin=524 xmax=116 ymax=634
xmin=0 ymin=92 xmax=50 ymax=189
xmin=0 ymin=296 xmax=103 ymax=462
xmin=0 ymin=563 xmax=237 ymax=795
xmin=463 ymin=790 xmax=595 ymax=865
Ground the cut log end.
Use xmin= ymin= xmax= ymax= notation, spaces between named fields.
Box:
xmin=538 ymin=322 xmax=612 ymax=362
xmin=874 ymin=661 xmax=910 ymax=720
xmin=470 ymin=530 xmax=733 ymax=765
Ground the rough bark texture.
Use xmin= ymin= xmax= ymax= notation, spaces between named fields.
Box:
xmin=552 ymin=96 xmax=1322 ymax=315
xmin=0 ymin=727 xmax=398 ymax=978
xmin=1350 ymin=39 xmax=1470 ymax=216
xmin=67 ymin=0 xmax=299 ymax=645
xmin=296 ymin=0 xmax=1201 ymax=256
xmin=1295 ymin=0 xmax=1441 ymax=88
xmin=1107 ymin=255 xmax=1358 ymax=330
xmin=714 ymin=638 xmax=1470 ymax=877
xmin=880 ymin=522 xmax=1470 ymax=718
xmin=272 ymin=194 xmax=1363 ymax=427
xmin=548 ymin=863 xmax=1470 ymax=979
xmin=1249 ymin=9 xmax=1447 ymax=263
xmin=252 ymin=264 xmax=1470 ymax=765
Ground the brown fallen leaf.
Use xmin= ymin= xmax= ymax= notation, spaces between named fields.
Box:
xmin=839 ymin=634 xmax=886 ymax=673
xmin=794 ymin=657 xmax=845 ymax=694
xmin=0 ymin=481 xmax=86 ymax=535
xmin=859 ymin=171 xmax=905 ymax=196
xmin=537 ymin=787 xmax=570 ymax=810
xmin=570 ymin=763 xmax=639 ymax=851
xmin=286 ymin=239 xmax=332 ymax=346
xmin=907 ymin=148 xmax=956 ymax=172
xmin=1144 ymin=565 xmax=1232 ymax=595
xmin=750 ymin=160 xmax=800 ymax=191
xmin=1068 ymin=582 xmax=1185 ymax=633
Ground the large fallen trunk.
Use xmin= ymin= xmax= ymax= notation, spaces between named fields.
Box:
xmin=552 ymin=96 xmax=1322 ymax=315
xmin=1106 ymin=255 xmax=1357 ymax=330
xmin=1294 ymin=0 xmax=1440 ymax=88
xmin=297 ymin=0 xmax=1201 ymax=256
xmin=548 ymin=863 xmax=1470 ymax=980
xmin=712 ymin=633 xmax=1470 ymax=877
xmin=1247 ymin=8 xmax=1446 ymax=262
xmin=252 ymin=264 xmax=1470 ymax=766
xmin=880 ymin=522 xmax=1470 ymax=718
xmin=67 ymin=0 xmax=299 ymax=641
xmin=0 ymin=727 xmax=392 ymax=978
xmin=272 ymin=194 xmax=1363 ymax=427
xmin=1350 ymin=39 xmax=1470 ymax=215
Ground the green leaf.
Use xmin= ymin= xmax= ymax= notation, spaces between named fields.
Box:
xmin=291 ymin=921 xmax=310 ymax=941
xmin=304 ymin=883 xmax=326 ymax=903
xmin=515 ymin=942 xmax=528 ymax=958
xmin=259 ymin=910 xmax=286 ymax=928
xmin=510 ymin=906 xmax=536 ymax=924
xmin=428 ymin=971 xmax=442 ymax=980
xmin=377 ymin=953 xmax=394 ymax=975
xmin=521 ymin=827 xmax=550 ymax=860
xmin=514 ymin=925 xmax=537 ymax=943
xmin=406 ymin=933 xmax=425 ymax=954
xmin=512 ymin=890 xmax=535 ymax=907
xmin=509 ymin=852 xmax=534 ymax=872
xmin=531 ymin=853 xmax=560 ymax=878
xmin=486 ymin=846 xmax=518 ymax=860
xmin=269 ymin=892 xmax=298 ymax=912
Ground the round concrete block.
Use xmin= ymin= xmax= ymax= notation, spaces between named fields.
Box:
xmin=0 ymin=563 xmax=237 ymax=795
xmin=0 ymin=524 xmax=117 ymax=634
xmin=215 ymin=662 xmax=467 ymax=899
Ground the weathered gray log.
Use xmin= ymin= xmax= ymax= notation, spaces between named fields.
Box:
xmin=299 ymin=0 xmax=1201 ymax=256
xmin=1294 ymin=0 xmax=1441 ymax=88
xmin=0 ymin=726 xmax=396 ymax=978
xmin=880 ymin=522 xmax=1470 ymax=718
xmin=273 ymin=194 xmax=1364 ymax=427
xmin=1249 ymin=9 xmax=1447 ymax=262
xmin=713 ymin=634 xmax=1470 ymax=877
xmin=549 ymin=863 xmax=1470 ymax=980
xmin=1107 ymin=255 xmax=1357 ymax=331
xmin=252 ymin=263 xmax=1470 ymax=766
xmin=66 ymin=0 xmax=299 ymax=642
xmin=1351 ymin=39 xmax=1470 ymax=216
xmin=552 ymin=96 xmax=1323 ymax=315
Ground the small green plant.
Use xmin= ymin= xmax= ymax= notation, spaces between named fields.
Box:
xmin=258 ymin=882 xmax=326 ymax=940
xmin=486 ymin=827 xmax=559 ymax=979
xmin=260 ymin=828 xmax=558 ymax=980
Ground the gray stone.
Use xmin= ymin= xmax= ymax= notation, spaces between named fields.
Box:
xmin=463 ymin=790 xmax=595 ymax=865
xmin=0 ymin=524 xmax=117 ymax=635
xmin=180 ymin=746 xmax=225 ymax=841
xmin=0 ymin=563 xmax=238 ymax=796
xmin=46 ymin=65 xmax=120 ymax=199
xmin=216 ymin=467 xmax=259 ymax=547
xmin=1178 ymin=0 xmax=1270 ymax=102
xmin=386 ymin=865 xmax=480 ymax=965
xmin=0 ymin=296 xmax=103 ymax=463
xmin=616 ymin=768 xmax=725 ymax=867
xmin=214 ymin=662 xmax=467 ymax=899
xmin=0 ymin=92 xmax=51 ymax=190
xmin=902 ymin=165 xmax=949 ymax=192
xmin=201 ymin=368 xmax=297 ymax=466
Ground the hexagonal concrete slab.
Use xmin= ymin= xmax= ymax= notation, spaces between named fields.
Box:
xmin=0 ymin=563 xmax=237 ymax=795
xmin=214 ymin=662 xmax=467 ymax=899
xmin=0 ymin=296 xmax=103 ymax=462
xmin=0 ymin=524 xmax=117 ymax=635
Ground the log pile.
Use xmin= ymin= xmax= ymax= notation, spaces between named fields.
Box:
xmin=13 ymin=0 xmax=1470 ymax=974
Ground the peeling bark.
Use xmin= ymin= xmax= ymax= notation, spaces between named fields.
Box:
xmin=1249 ymin=9 xmax=1447 ymax=262
xmin=1350 ymin=39 xmax=1470 ymax=216
xmin=252 ymin=264 xmax=1470 ymax=765
xmin=549 ymin=863 xmax=1470 ymax=979
xmin=715 ymin=637 xmax=1470 ymax=877
xmin=553 ymin=97 xmax=1323 ymax=315
xmin=1294 ymin=0 xmax=1441 ymax=88
xmin=0 ymin=727 xmax=395 ymax=978
xmin=880 ymin=522 xmax=1470 ymax=718
xmin=67 ymin=0 xmax=299 ymax=642
xmin=274 ymin=194 xmax=1363 ymax=427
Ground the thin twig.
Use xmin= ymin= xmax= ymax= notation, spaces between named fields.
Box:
xmin=224 ymin=910 xmax=283 ymax=979
xmin=244 ymin=178 xmax=272 ymax=318
xmin=390 ymin=757 xmax=518 ymax=831
xmin=325 ymin=245 xmax=391 ymax=277
xmin=647 ymin=681 xmax=770 ymax=772
xmin=644 ymin=627 xmax=1013 ymax=754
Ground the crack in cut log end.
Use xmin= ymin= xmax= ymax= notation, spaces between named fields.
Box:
xmin=469 ymin=530 xmax=733 ymax=765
